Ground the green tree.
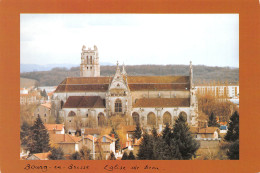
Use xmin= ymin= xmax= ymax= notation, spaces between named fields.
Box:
xmin=28 ymin=115 xmax=50 ymax=154
xmin=20 ymin=121 xmax=31 ymax=146
xmin=227 ymin=140 xmax=239 ymax=160
xmin=133 ymin=122 xmax=142 ymax=139
xmin=162 ymin=123 xmax=172 ymax=146
xmin=121 ymin=151 xmax=128 ymax=160
xmin=224 ymin=111 xmax=239 ymax=142
xmin=171 ymin=114 xmax=200 ymax=160
xmin=48 ymin=147 xmax=65 ymax=160
xmin=108 ymin=152 xmax=116 ymax=160
xmin=151 ymin=127 xmax=158 ymax=139
xmin=70 ymin=151 xmax=81 ymax=160
xmin=109 ymin=127 xmax=120 ymax=151
xmin=137 ymin=132 xmax=154 ymax=160
xmin=208 ymin=112 xmax=219 ymax=127
xmin=128 ymin=151 xmax=136 ymax=160
xmin=153 ymin=137 xmax=172 ymax=160
xmin=79 ymin=146 xmax=92 ymax=160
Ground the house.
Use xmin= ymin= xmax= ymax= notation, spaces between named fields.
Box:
xmin=95 ymin=135 xmax=116 ymax=160
xmin=34 ymin=102 xmax=52 ymax=123
xmin=44 ymin=124 xmax=65 ymax=134
xmin=190 ymin=126 xmax=220 ymax=149
xmin=20 ymin=91 xmax=39 ymax=105
xmin=49 ymin=134 xmax=83 ymax=155
xmin=27 ymin=152 xmax=50 ymax=160
xmin=190 ymin=127 xmax=219 ymax=140
xmin=83 ymin=134 xmax=97 ymax=154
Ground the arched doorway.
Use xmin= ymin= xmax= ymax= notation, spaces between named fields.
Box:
xmin=132 ymin=112 xmax=140 ymax=125
xmin=147 ymin=112 xmax=156 ymax=126
xmin=115 ymin=99 xmax=122 ymax=113
xmin=98 ymin=112 xmax=106 ymax=127
xmin=178 ymin=111 xmax=187 ymax=121
xmin=163 ymin=112 xmax=172 ymax=125
xmin=68 ymin=111 xmax=76 ymax=117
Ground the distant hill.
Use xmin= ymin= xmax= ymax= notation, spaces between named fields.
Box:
xmin=20 ymin=77 xmax=38 ymax=88
xmin=20 ymin=65 xmax=239 ymax=86
xmin=20 ymin=62 xmax=113 ymax=73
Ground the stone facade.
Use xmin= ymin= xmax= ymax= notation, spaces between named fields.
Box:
xmin=80 ymin=45 xmax=100 ymax=77
xmin=53 ymin=45 xmax=198 ymax=131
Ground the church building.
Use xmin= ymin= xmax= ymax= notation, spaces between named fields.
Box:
xmin=53 ymin=45 xmax=198 ymax=132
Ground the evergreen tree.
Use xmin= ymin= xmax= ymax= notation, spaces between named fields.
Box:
xmin=108 ymin=152 xmax=116 ymax=160
xmin=171 ymin=114 xmax=200 ymax=160
xmin=224 ymin=111 xmax=239 ymax=142
xmin=70 ymin=151 xmax=81 ymax=160
xmin=208 ymin=112 xmax=219 ymax=127
xmin=152 ymin=127 xmax=158 ymax=139
xmin=162 ymin=123 xmax=172 ymax=146
xmin=137 ymin=132 xmax=154 ymax=160
xmin=20 ymin=121 xmax=31 ymax=146
xmin=227 ymin=140 xmax=239 ymax=160
xmin=153 ymin=137 xmax=172 ymax=160
xmin=128 ymin=151 xmax=136 ymax=160
xmin=48 ymin=147 xmax=65 ymax=160
xmin=133 ymin=122 xmax=142 ymax=139
xmin=121 ymin=151 xmax=128 ymax=160
xmin=109 ymin=127 xmax=120 ymax=151
xmin=28 ymin=116 xmax=50 ymax=154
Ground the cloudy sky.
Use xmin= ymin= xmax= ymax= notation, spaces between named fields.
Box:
xmin=20 ymin=14 xmax=239 ymax=67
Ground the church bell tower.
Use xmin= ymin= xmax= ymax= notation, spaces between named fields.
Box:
xmin=80 ymin=45 xmax=100 ymax=77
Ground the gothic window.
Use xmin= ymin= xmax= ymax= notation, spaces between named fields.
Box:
xmin=87 ymin=67 xmax=88 ymax=69
xmin=98 ymin=113 xmax=106 ymax=127
xmin=179 ymin=111 xmax=187 ymax=122
xmin=90 ymin=56 xmax=92 ymax=64
xmin=86 ymin=113 xmax=88 ymax=117
xmin=115 ymin=99 xmax=122 ymax=113
xmin=147 ymin=112 xmax=156 ymax=126
xmin=87 ymin=56 xmax=89 ymax=64
xmin=90 ymin=67 xmax=92 ymax=69
xmin=117 ymin=83 xmax=120 ymax=87
xmin=163 ymin=112 xmax=172 ymax=125
xmin=68 ymin=111 xmax=76 ymax=117
xmin=132 ymin=112 xmax=140 ymax=125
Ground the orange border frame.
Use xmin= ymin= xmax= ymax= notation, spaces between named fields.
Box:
xmin=0 ymin=0 xmax=260 ymax=172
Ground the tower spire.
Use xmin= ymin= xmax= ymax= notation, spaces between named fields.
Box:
xmin=122 ymin=62 xmax=127 ymax=76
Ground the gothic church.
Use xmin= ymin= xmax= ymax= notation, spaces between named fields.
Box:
xmin=53 ymin=45 xmax=198 ymax=132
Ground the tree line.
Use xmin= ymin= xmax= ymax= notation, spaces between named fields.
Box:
xmin=20 ymin=65 xmax=239 ymax=86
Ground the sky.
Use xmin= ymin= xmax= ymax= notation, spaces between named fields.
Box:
xmin=20 ymin=14 xmax=239 ymax=67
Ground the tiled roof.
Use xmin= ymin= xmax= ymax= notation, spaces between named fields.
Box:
xmin=99 ymin=135 xmax=117 ymax=142
xmin=41 ymin=102 xmax=51 ymax=109
xmin=83 ymin=128 xmax=101 ymax=135
xmin=84 ymin=135 xmax=97 ymax=142
xmin=133 ymin=98 xmax=190 ymax=108
xmin=33 ymin=152 xmax=50 ymax=160
xmin=44 ymin=124 xmax=64 ymax=131
xmin=63 ymin=96 xmax=105 ymax=108
xmin=49 ymin=134 xmax=82 ymax=144
xmin=190 ymin=127 xmax=219 ymax=134
xmin=55 ymin=76 xmax=190 ymax=92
